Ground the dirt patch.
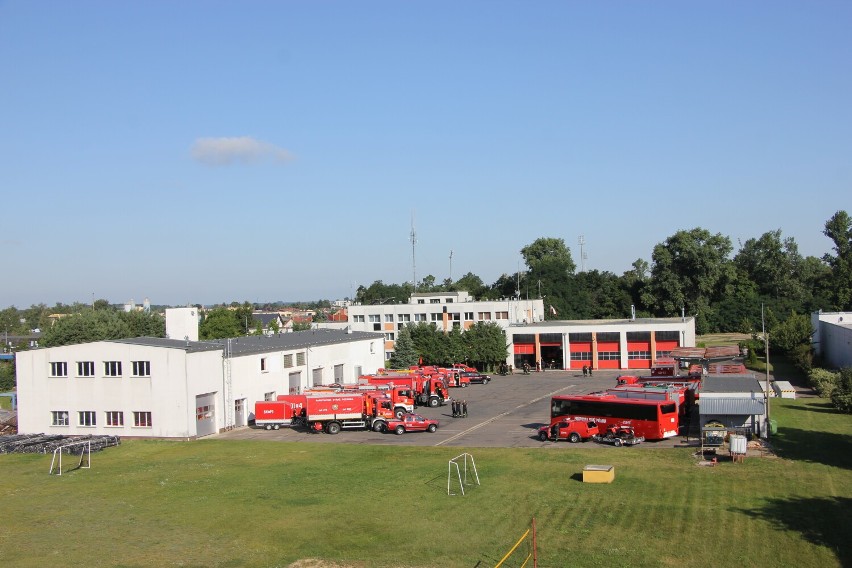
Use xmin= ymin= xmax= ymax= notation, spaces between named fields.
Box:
xmin=288 ymin=561 xmax=367 ymax=568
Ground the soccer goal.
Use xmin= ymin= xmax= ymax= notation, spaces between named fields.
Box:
xmin=49 ymin=440 xmax=91 ymax=476
xmin=447 ymin=452 xmax=480 ymax=496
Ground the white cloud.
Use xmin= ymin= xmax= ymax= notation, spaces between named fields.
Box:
xmin=190 ymin=136 xmax=294 ymax=166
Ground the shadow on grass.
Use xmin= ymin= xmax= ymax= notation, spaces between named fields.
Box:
xmin=736 ymin=496 xmax=852 ymax=567
xmin=772 ymin=427 xmax=852 ymax=469
xmin=784 ymin=400 xmax=846 ymax=414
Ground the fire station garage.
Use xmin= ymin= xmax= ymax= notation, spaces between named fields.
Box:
xmin=508 ymin=317 xmax=695 ymax=371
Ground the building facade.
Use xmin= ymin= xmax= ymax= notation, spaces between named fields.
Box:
xmin=340 ymin=291 xmax=546 ymax=360
xmin=16 ymin=329 xmax=385 ymax=439
xmin=812 ymin=311 xmax=852 ymax=369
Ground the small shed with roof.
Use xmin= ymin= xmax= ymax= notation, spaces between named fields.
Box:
xmin=699 ymin=374 xmax=768 ymax=438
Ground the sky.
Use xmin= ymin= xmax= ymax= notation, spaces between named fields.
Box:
xmin=1 ymin=1 xmax=850 ymax=308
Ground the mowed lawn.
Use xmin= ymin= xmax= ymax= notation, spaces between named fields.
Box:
xmin=2 ymin=399 xmax=850 ymax=568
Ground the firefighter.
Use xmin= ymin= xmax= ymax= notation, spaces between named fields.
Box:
xmin=451 ymin=399 xmax=457 ymax=417
xmin=550 ymin=422 xmax=559 ymax=442
xmin=462 ymin=400 xmax=468 ymax=418
xmin=582 ymin=365 xmax=588 ymax=377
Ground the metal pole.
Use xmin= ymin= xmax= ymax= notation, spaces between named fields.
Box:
xmin=762 ymin=304 xmax=770 ymax=439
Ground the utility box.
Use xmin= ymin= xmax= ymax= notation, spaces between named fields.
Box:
xmin=583 ymin=464 xmax=615 ymax=484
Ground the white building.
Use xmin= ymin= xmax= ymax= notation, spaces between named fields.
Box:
xmin=16 ymin=328 xmax=385 ymax=439
xmin=328 ymin=291 xmax=695 ymax=371
xmin=336 ymin=291 xmax=545 ymax=360
xmin=812 ymin=311 xmax=852 ymax=369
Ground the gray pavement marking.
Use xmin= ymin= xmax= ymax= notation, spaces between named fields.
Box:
xmin=434 ymin=385 xmax=575 ymax=446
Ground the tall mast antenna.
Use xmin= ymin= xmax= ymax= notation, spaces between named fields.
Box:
xmin=449 ymin=249 xmax=454 ymax=282
xmin=578 ymin=235 xmax=587 ymax=272
xmin=410 ymin=211 xmax=417 ymax=292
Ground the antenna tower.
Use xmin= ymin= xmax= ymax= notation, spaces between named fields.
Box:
xmin=410 ymin=211 xmax=417 ymax=292
xmin=449 ymin=250 xmax=454 ymax=282
xmin=578 ymin=235 xmax=587 ymax=272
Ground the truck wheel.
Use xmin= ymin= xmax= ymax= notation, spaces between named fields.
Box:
xmin=614 ymin=438 xmax=623 ymax=447
xmin=326 ymin=422 xmax=342 ymax=435
xmin=264 ymin=424 xmax=272 ymax=431
xmin=568 ymin=432 xmax=581 ymax=443
xmin=394 ymin=408 xmax=405 ymax=419
xmin=373 ymin=421 xmax=386 ymax=432
xmin=461 ymin=383 xmax=468 ymax=388
xmin=429 ymin=397 xmax=439 ymax=408
xmin=273 ymin=424 xmax=280 ymax=431
xmin=395 ymin=425 xmax=405 ymax=435
xmin=538 ymin=431 xmax=549 ymax=442
xmin=427 ymin=424 xmax=437 ymax=433
xmin=483 ymin=378 xmax=490 ymax=384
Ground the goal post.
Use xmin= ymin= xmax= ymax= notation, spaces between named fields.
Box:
xmin=49 ymin=440 xmax=91 ymax=476
xmin=447 ymin=452 xmax=480 ymax=496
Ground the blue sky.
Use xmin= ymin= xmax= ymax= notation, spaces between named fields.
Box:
xmin=2 ymin=1 xmax=850 ymax=308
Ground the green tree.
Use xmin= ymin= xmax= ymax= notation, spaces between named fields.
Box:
xmin=453 ymin=272 xmax=487 ymax=299
xmin=93 ymin=298 xmax=113 ymax=311
xmin=121 ymin=310 xmax=166 ymax=338
xmin=0 ymin=361 xmax=14 ymax=391
xmin=769 ymin=311 xmax=812 ymax=353
xmin=830 ymin=367 xmax=852 ymax=413
xmin=292 ymin=321 xmax=312 ymax=331
xmin=463 ymin=322 xmax=508 ymax=371
xmin=388 ymin=326 xmax=420 ymax=369
xmin=734 ymin=230 xmax=807 ymax=307
xmin=643 ymin=228 xmax=733 ymax=332
xmin=41 ymin=310 xmax=132 ymax=347
xmin=199 ymin=308 xmax=243 ymax=339
xmin=822 ymin=210 xmax=852 ymax=310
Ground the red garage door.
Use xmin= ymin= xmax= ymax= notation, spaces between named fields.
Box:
xmin=627 ymin=341 xmax=651 ymax=369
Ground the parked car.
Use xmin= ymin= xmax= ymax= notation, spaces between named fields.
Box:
xmin=460 ymin=371 xmax=491 ymax=385
xmin=538 ymin=418 xmax=599 ymax=443
xmin=386 ymin=413 xmax=440 ymax=435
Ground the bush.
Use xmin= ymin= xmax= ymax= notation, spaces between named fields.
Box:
xmin=809 ymin=368 xmax=839 ymax=398
xmin=830 ymin=368 xmax=852 ymax=413
xmin=789 ymin=343 xmax=813 ymax=373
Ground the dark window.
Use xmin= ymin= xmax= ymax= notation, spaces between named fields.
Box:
xmin=656 ymin=331 xmax=680 ymax=341
xmin=626 ymin=331 xmax=651 ymax=341
xmin=513 ymin=334 xmax=535 ymax=344
xmin=539 ymin=333 xmax=562 ymax=343
xmin=597 ymin=332 xmax=620 ymax=342
xmin=569 ymin=333 xmax=592 ymax=342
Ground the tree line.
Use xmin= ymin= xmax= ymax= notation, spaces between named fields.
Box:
xmin=356 ymin=210 xmax=852 ymax=347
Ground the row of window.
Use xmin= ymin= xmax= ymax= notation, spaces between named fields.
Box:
xmin=354 ymin=311 xmax=510 ymax=325
xmin=261 ymin=352 xmax=305 ymax=372
xmin=50 ymin=361 xmax=151 ymax=378
xmin=51 ymin=410 xmax=152 ymax=428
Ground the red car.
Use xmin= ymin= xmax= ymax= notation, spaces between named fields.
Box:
xmin=538 ymin=418 xmax=599 ymax=443
xmin=386 ymin=413 xmax=439 ymax=435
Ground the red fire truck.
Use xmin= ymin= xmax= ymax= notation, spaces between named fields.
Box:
xmin=361 ymin=373 xmax=450 ymax=408
xmin=269 ymin=392 xmax=397 ymax=434
xmin=305 ymin=383 xmax=414 ymax=418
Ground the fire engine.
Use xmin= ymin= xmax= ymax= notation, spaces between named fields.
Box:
xmin=360 ymin=372 xmax=450 ymax=408
xmin=268 ymin=392 xmax=397 ymax=434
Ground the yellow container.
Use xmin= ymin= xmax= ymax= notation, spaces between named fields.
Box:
xmin=583 ymin=464 xmax=615 ymax=483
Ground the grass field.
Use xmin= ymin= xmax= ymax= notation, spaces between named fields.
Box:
xmin=1 ymin=398 xmax=850 ymax=568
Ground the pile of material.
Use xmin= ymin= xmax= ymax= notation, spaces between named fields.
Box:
xmin=0 ymin=433 xmax=121 ymax=454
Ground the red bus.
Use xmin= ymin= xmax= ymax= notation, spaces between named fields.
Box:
xmin=550 ymin=394 xmax=679 ymax=440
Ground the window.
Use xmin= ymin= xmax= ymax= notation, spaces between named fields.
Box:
xmin=385 ymin=351 xmax=394 ymax=360
xmin=196 ymin=405 xmax=212 ymax=421
xmin=106 ymin=411 xmax=124 ymax=426
xmin=385 ymin=333 xmax=395 ymax=341
xmin=283 ymin=354 xmax=293 ymax=368
xmin=445 ymin=298 xmax=453 ymax=303
xmin=478 ymin=312 xmax=491 ymax=321
xmin=368 ymin=314 xmax=381 ymax=322
xmin=133 ymin=411 xmax=152 ymax=427
xmin=414 ymin=313 xmax=427 ymax=322
xmin=50 ymin=362 xmax=68 ymax=377
xmin=260 ymin=357 xmax=267 ymax=372
xmin=655 ymin=350 xmax=672 ymax=359
xmin=51 ymin=411 xmax=69 ymax=426
xmin=570 ymin=352 xmax=592 ymax=361
xmin=353 ymin=315 xmax=365 ymax=323
xmin=373 ymin=323 xmax=381 ymax=331
xmin=430 ymin=313 xmax=442 ymax=322
xmin=131 ymin=361 xmax=150 ymax=377
xmin=569 ymin=333 xmax=593 ymax=342
xmin=417 ymin=299 xmax=425 ymax=304
xmin=495 ymin=311 xmax=509 ymax=320
xmin=78 ymin=411 xmax=96 ymax=427
xmin=398 ymin=314 xmax=411 ymax=322
xmin=628 ymin=351 xmax=651 ymax=360
xmin=627 ymin=332 xmax=651 ymax=341
xmin=264 ymin=391 xmax=276 ymax=401
xmin=385 ymin=314 xmax=394 ymax=322
xmin=296 ymin=352 xmax=305 ymax=366
xmin=450 ymin=313 xmax=461 ymax=321
xmin=597 ymin=332 xmax=620 ymax=342
xmin=598 ymin=351 xmax=620 ymax=360
xmin=464 ymin=312 xmax=474 ymax=321
xmin=656 ymin=330 xmax=680 ymax=341
xmin=430 ymin=299 xmax=440 ymax=304
xmin=104 ymin=361 xmax=122 ymax=377
xmin=77 ymin=361 xmax=95 ymax=377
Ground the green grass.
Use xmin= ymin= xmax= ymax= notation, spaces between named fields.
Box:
xmin=1 ymin=400 xmax=850 ymax=568
xmin=0 ymin=395 xmax=11 ymax=410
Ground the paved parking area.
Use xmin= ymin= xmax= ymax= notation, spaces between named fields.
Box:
xmin=213 ymin=369 xmax=697 ymax=449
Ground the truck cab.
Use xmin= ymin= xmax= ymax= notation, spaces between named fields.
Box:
xmin=538 ymin=418 xmax=599 ymax=443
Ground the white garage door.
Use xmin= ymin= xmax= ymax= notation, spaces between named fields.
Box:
xmin=195 ymin=393 xmax=217 ymax=437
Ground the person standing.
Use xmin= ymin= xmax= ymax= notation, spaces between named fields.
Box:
xmin=582 ymin=365 xmax=588 ymax=377
xmin=462 ymin=400 xmax=468 ymax=418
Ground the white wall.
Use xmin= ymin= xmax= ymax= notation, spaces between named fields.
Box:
xmin=166 ymin=307 xmax=200 ymax=342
